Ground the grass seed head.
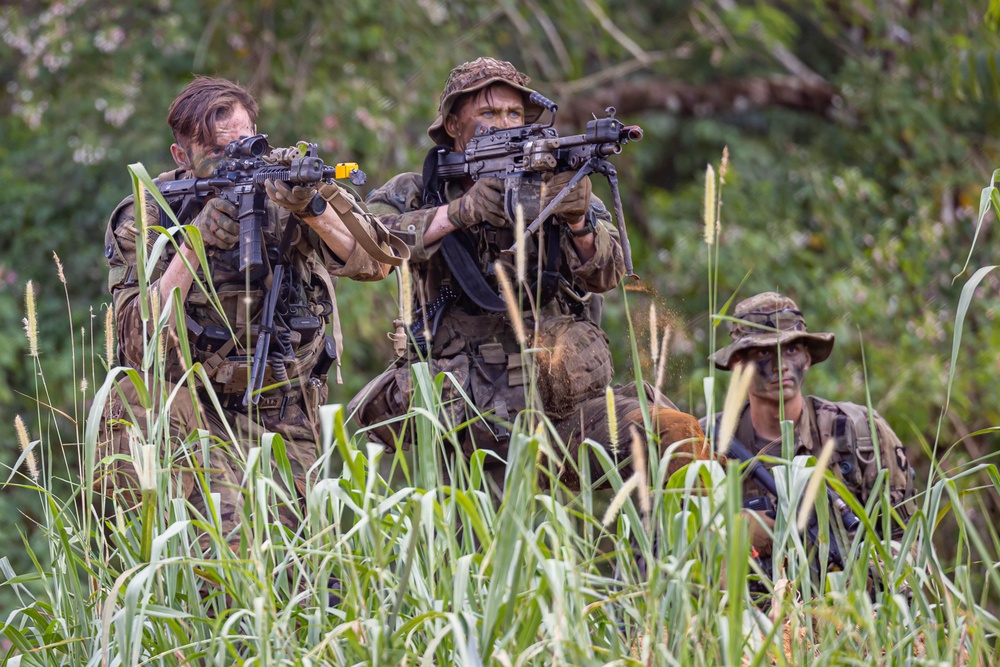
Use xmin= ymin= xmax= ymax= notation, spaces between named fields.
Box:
xmin=23 ymin=280 xmax=38 ymax=357
xmin=400 ymin=259 xmax=413 ymax=327
xmin=717 ymin=362 xmax=755 ymax=456
xmin=53 ymin=251 xmax=66 ymax=285
xmin=495 ymin=262 xmax=526 ymax=345
xmin=703 ymin=164 xmax=717 ymax=246
xmin=104 ymin=305 xmax=115 ymax=367
xmin=629 ymin=425 xmax=651 ymax=516
xmin=515 ymin=203 xmax=526 ymax=284
xmin=606 ymin=386 xmax=619 ymax=457
xmin=15 ymin=415 xmax=38 ymax=481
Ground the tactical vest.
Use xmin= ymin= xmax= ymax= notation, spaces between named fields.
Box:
xmin=725 ymin=396 xmax=880 ymax=504
xmin=104 ymin=169 xmax=337 ymax=398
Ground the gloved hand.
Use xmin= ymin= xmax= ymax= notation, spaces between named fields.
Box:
xmin=743 ymin=509 xmax=776 ymax=558
xmin=192 ymin=198 xmax=240 ymax=250
xmin=265 ymin=179 xmax=318 ymax=216
xmin=447 ymin=176 xmax=506 ymax=228
xmin=541 ymin=170 xmax=592 ymax=225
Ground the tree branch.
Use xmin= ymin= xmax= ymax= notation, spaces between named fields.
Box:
xmin=556 ymin=75 xmax=841 ymax=126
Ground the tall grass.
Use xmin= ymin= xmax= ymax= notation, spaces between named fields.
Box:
xmin=2 ymin=161 xmax=999 ymax=666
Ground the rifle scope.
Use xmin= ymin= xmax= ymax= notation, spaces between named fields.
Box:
xmin=226 ymin=133 xmax=269 ymax=159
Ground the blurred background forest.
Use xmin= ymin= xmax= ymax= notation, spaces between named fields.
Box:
xmin=2 ymin=0 xmax=999 ymax=608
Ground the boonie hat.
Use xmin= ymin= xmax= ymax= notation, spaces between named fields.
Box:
xmin=427 ymin=57 xmax=546 ymax=145
xmin=710 ymin=292 xmax=835 ymax=370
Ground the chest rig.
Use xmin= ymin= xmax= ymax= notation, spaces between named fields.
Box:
xmin=412 ymin=147 xmax=582 ymax=353
xmin=159 ymin=194 xmax=335 ymax=407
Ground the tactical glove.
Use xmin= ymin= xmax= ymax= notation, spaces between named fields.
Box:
xmin=265 ymin=179 xmax=318 ymax=216
xmin=447 ymin=176 xmax=506 ymax=229
xmin=541 ymin=170 xmax=592 ymax=225
xmin=192 ymin=198 xmax=240 ymax=250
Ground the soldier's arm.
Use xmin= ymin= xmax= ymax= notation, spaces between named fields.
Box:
xmin=296 ymin=189 xmax=391 ymax=282
xmin=107 ymin=199 xmax=189 ymax=367
xmin=366 ymin=173 xmax=444 ymax=263
xmin=559 ymin=195 xmax=625 ymax=293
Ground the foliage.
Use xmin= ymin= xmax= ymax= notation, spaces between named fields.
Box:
xmin=2 ymin=0 xmax=1000 ymax=649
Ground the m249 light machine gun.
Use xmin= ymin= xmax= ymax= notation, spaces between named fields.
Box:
xmin=427 ymin=92 xmax=644 ymax=277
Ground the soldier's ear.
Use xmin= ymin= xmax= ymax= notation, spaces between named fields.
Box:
xmin=170 ymin=143 xmax=191 ymax=170
xmin=444 ymin=114 xmax=461 ymax=139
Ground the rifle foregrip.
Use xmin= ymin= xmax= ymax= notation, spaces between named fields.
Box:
xmin=529 ymin=91 xmax=557 ymax=113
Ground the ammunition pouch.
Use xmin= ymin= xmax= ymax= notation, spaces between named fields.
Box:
xmin=533 ymin=315 xmax=614 ymax=418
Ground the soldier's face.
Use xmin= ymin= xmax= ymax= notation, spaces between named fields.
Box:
xmin=446 ymin=84 xmax=525 ymax=151
xmin=741 ymin=341 xmax=811 ymax=404
xmin=171 ymin=103 xmax=256 ymax=178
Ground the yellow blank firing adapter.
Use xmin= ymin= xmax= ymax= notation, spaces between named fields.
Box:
xmin=335 ymin=162 xmax=360 ymax=180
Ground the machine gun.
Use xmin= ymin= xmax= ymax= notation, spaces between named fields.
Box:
xmin=158 ymin=134 xmax=366 ymax=277
xmin=725 ymin=434 xmax=862 ymax=573
xmin=427 ymin=92 xmax=644 ymax=277
xmin=157 ymin=135 xmax=365 ymax=406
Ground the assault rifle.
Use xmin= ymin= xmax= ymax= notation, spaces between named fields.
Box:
xmin=726 ymin=434 xmax=862 ymax=573
xmin=428 ymin=92 xmax=644 ymax=277
xmin=157 ymin=134 xmax=364 ymax=406
xmin=158 ymin=134 xmax=366 ymax=277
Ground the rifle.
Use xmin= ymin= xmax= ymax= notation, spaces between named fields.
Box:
xmin=725 ymin=434 xmax=862 ymax=572
xmin=157 ymin=135 xmax=364 ymax=406
xmin=158 ymin=134 xmax=367 ymax=277
xmin=428 ymin=92 xmax=644 ymax=278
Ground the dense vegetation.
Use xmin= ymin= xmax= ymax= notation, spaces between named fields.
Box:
xmin=2 ymin=0 xmax=999 ymax=662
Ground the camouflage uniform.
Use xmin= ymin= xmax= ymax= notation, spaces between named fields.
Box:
xmin=702 ymin=292 xmax=915 ymax=537
xmin=350 ymin=58 xmax=706 ymax=490
xmin=99 ymin=167 xmax=389 ymax=535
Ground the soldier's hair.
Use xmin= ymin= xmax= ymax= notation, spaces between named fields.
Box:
xmin=167 ymin=76 xmax=259 ymax=148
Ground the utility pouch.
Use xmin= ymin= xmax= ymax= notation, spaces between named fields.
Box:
xmin=197 ymin=325 xmax=232 ymax=354
xmin=290 ymin=315 xmax=322 ymax=344
xmin=311 ymin=335 xmax=337 ymax=378
xmin=507 ymin=352 xmax=526 ymax=387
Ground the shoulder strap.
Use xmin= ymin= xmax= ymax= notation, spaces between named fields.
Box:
xmin=834 ymin=400 xmax=876 ymax=456
xmin=440 ymin=231 xmax=508 ymax=312
xmin=317 ymin=183 xmax=410 ymax=267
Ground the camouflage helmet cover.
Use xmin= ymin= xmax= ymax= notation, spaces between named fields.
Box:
xmin=710 ymin=292 xmax=835 ymax=371
xmin=427 ymin=57 xmax=546 ymax=145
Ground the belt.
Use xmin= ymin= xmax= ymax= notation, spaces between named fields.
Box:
xmin=224 ymin=387 xmax=303 ymax=419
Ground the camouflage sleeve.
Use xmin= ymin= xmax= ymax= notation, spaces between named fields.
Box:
xmin=296 ymin=190 xmax=391 ymax=282
xmin=366 ymin=172 xmax=440 ymax=263
xmin=106 ymin=196 xmax=170 ymax=368
xmin=866 ymin=412 xmax=916 ymax=536
xmin=559 ymin=195 xmax=626 ymax=293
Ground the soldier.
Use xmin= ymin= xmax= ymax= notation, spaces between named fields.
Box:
xmin=704 ymin=292 xmax=915 ymax=554
xmin=350 ymin=57 xmax=706 ymax=493
xmin=98 ymin=76 xmax=393 ymax=541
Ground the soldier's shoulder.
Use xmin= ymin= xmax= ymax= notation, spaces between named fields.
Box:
xmin=366 ymin=172 xmax=423 ymax=207
xmin=106 ymin=168 xmax=181 ymax=230
xmin=808 ymin=395 xmax=898 ymax=441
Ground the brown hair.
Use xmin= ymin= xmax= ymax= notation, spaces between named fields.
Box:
xmin=166 ymin=76 xmax=259 ymax=147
